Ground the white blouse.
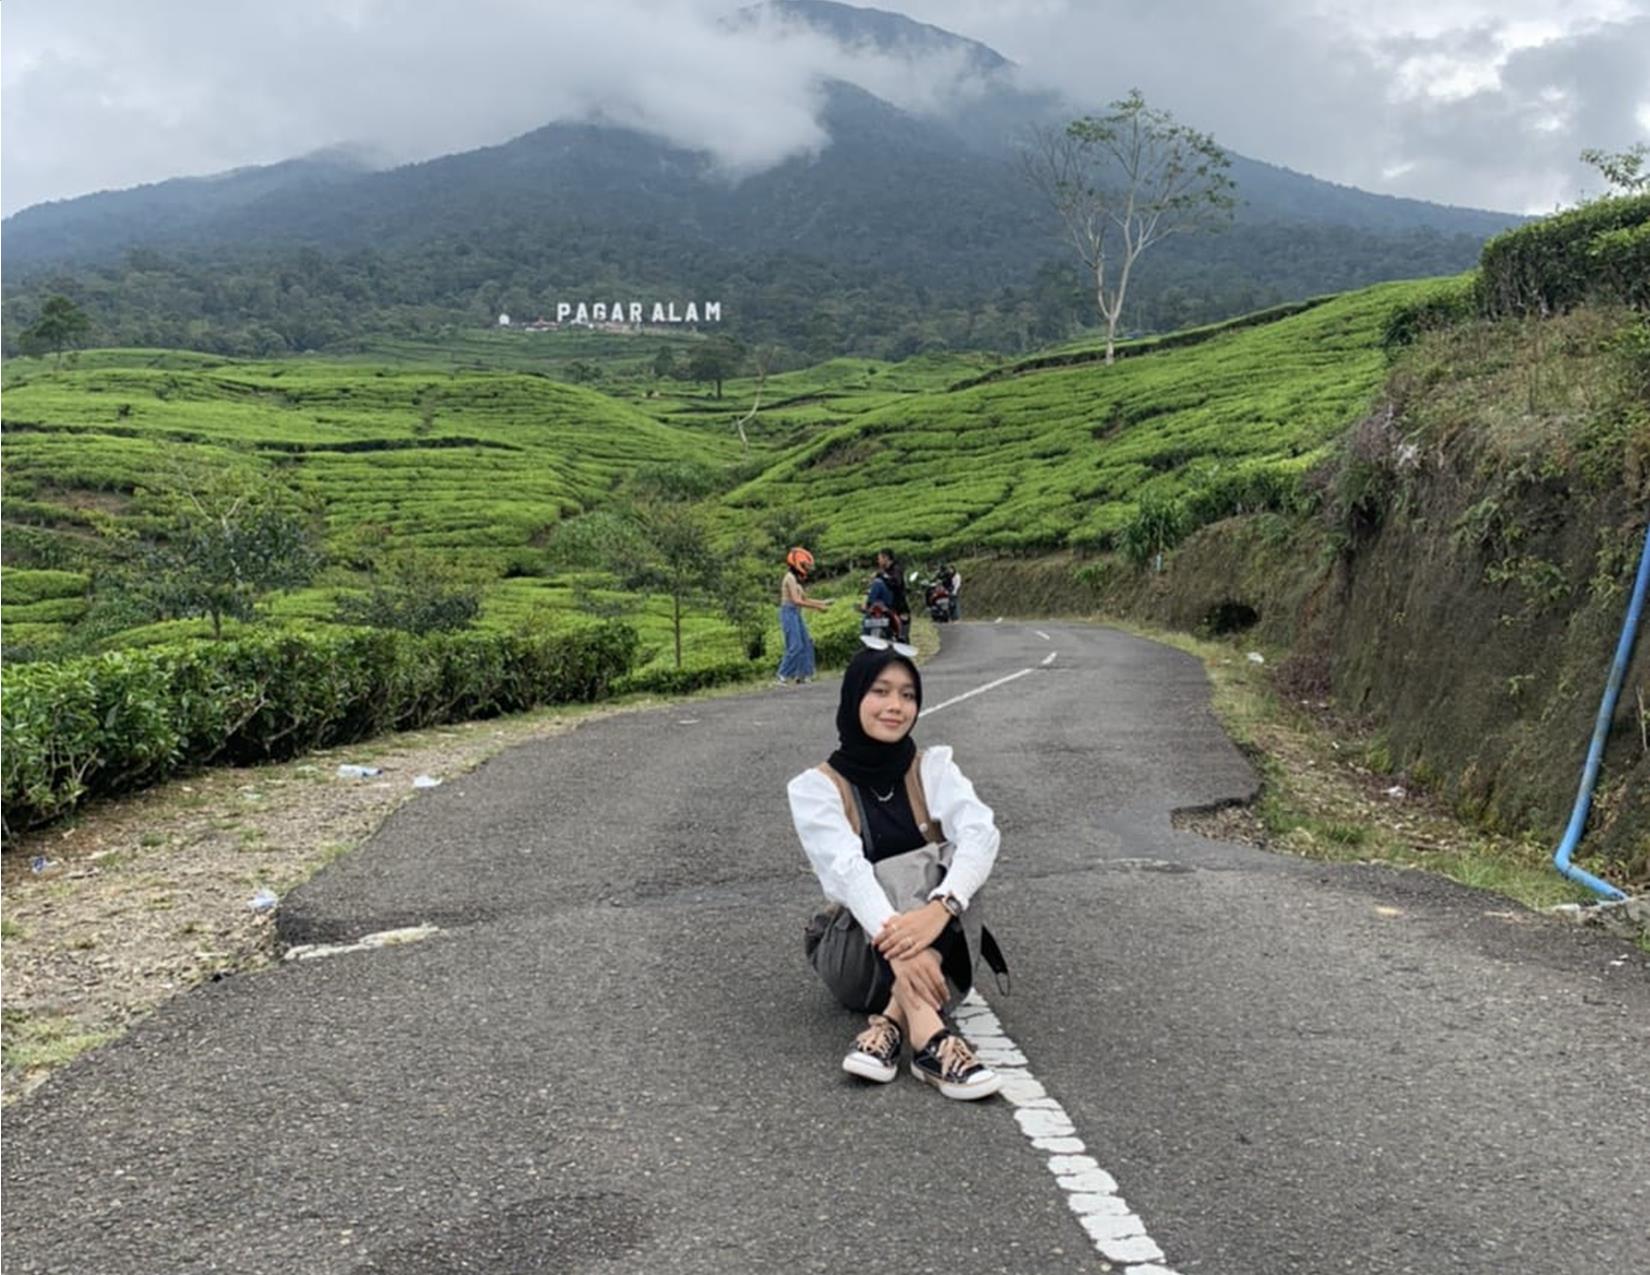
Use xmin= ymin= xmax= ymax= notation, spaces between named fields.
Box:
xmin=786 ymin=744 xmax=1000 ymax=936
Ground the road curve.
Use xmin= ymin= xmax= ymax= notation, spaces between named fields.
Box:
xmin=4 ymin=621 xmax=1646 ymax=1274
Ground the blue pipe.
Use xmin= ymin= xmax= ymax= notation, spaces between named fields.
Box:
xmin=1552 ymin=520 xmax=1650 ymax=901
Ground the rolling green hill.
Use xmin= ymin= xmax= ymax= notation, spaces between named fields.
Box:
xmin=1 ymin=277 xmax=1435 ymax=672
xmin=719 ymin=281 xmax=1433 ymax=559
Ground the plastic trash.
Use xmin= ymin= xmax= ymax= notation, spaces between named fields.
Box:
xmin=337 ymin=764 xmax=382 ymax=779
xmin=248 ymin=887 xmax=278 ymax=913
xmin=29 ymin=855 xmax=59 ymax=875
xmin=412 ymin=774 xmax=441 ymax=789
xmin=1246 ymin=651 xmax=1266 ymax=664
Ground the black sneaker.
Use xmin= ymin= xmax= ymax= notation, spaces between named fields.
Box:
xmin=842 ymin=1014 xmax=903 ymax=1083
xmin=910 ymin=1029 xmax=1001 ymax=1100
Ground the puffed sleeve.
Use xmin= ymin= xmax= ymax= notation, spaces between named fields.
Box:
xmin=787 ymin=769 xmax=897 ymax=935
xmin=920 ymin=746 xmax=999 ymax=908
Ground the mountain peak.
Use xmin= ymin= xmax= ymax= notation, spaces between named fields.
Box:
xmin=731 ymin=0 xmax=1013 ymax=75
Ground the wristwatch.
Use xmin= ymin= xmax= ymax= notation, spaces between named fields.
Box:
xmin=937 ymin=893 xmax=965 ymax=919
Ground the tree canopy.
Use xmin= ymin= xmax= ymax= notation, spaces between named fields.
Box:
xmin=1023 ymin=90 xmax=1237 ymax=364
xmin=22 ymin=295 xmax=92 ymax=364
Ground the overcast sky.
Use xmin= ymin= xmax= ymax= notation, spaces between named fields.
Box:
xmin=3 ymin=0 xmax=1647 ymax=217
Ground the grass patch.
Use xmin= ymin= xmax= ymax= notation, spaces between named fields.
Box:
xmin=1102 ymin=617 xmax=1602 ymax=913
xmin=2 ymin=1011 xmax=117 ymax=1077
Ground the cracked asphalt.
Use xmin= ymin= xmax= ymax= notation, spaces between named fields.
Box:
xmin=4 ymin=621 xmax=1646 ymax=1274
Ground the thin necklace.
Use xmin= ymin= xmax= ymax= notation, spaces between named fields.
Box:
xmin=869 ymin=783 xmax=896 ymax=802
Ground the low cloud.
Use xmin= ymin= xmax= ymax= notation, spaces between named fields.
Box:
xmin=0 ymin=0 xmax=1003 ymax=213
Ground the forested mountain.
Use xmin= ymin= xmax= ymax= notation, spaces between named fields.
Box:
xmin=1 ymin=1 xmax=1523 ymax=361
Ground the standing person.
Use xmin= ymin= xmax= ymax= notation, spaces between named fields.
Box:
xmin=875 ymin=548 xmax=912 ymax=642
xmin=777 ymin=547 xmax=830 ymax=685
xmin=948 ymin=564 xmax=961 ymax=622
xmin=787 ymin=644 xmax=1004 ymax=1100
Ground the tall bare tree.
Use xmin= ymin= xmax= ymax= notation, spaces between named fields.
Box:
xmin=1023 ymin=90 xmax=1236 ymax=364
xmin=731 ymin=344 xmax=777 ymax=455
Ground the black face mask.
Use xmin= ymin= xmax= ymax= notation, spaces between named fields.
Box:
xmin=828 ymin=647 xmax=922 ymax=790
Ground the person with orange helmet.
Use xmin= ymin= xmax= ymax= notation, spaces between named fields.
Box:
xmin=778 ymin=547 xmax=831 ymax=684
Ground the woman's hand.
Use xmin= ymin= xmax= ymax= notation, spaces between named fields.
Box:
xmin=891 ymin=949 xmax=947 ymax=1010
xmin=874 ymin=900 xmax=949 ymax=961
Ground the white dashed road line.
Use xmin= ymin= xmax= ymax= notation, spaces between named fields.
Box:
xmin=923 ymin=666 xmax=1035 ymax=715
xmin=1035 ymin=630 xmax=1051 ymax=641
xmin=1040 ymin=651 xmax=1057 ymax=667
xmin=922 ymin=655 xmax=1181 ymax=1270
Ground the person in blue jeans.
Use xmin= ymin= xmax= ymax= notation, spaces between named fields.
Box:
xmin=857 ymin=568 xmax=897 ymax=641
xmin=778 ymin=547 xmax=831 ymax=684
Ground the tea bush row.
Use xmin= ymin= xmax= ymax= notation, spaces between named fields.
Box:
xmin=1480 ymin=194 xmax=1650 ymax=318
xmin=0 ymin=621 xmax=638 ymax=834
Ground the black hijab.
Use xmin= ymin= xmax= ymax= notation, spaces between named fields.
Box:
xmin=827 ymin=646 xmax=922 ymax=790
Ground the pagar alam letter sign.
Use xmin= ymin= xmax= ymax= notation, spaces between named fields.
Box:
xmin=556 ymin=300 xmax=722 ymax=324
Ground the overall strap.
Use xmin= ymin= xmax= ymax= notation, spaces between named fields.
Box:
xmin=818 ymin=762 xmax=868 ymax=846
xmin=821 ymin=758 xmax=938 ymax=848
xmin=905 ymin=749 xmax=945 ymax=844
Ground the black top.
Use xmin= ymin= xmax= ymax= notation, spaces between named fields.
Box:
xmin=853 ymin=782 xmax=928 ymax=863
xmin=880 ymin=566 xmax=910 ymax=617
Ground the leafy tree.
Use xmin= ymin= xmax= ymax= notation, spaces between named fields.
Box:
xmin=334 ymin=551 xmax=483 ymax=634
xmin=1581 ymin=143 xmax=1650 ymax=195
xmin=138 ymin=470 xmax=322 ymax=637
xmin=686 ymin=337 xmax=744 ymax=398
xmin=625 ymin=459 xmax=723 ymax=503
xmin=23 ymin=295 xmax=92 ymax=365
xmin=652 ymin=345 xmax=678 ymax=379
xmin=1023 ymin=90 xmax=1236 ymax=363
xmin=550 ymin=500 xmax=729 ymax=670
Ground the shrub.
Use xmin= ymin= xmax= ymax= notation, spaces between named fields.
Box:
xmin=1382 ymin=274 xmax=1484 ymax=349
xmin=0 ymin=569 xmax=89 ymax=608
xmin=612 ymin=658 xmax=760 ymax=696
xmin=1183 ymin=464 xmax=1309 ymax=525
xmin=1479 ymin=194 xmax=1650 ymax=318
xmin=1119 ymin=493 xmax=1190 ymax=570
xmin=0 ymin=622 xmax=638 ymax=834
xmin=333 ymin=553 xmax=485 ymax=635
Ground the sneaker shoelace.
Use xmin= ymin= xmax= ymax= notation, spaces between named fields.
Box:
xmin=855 ymin=1017 xmax=900 ymax=1059
xmin=934 ymin=1033 xmax=981 ymax=1080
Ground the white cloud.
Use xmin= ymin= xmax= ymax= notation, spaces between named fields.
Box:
xmin=1 ymin=0 xmax=996 ymax=212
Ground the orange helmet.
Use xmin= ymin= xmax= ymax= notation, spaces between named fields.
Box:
xmin=786 ymin=546 xmax=815 ymax=576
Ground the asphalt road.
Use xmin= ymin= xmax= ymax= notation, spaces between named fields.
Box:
xmin=4 ymin=621 xmax=1647 ymax=1274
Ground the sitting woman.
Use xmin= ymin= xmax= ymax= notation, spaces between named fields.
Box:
xmin=786 ymin=644 xmax=1003 ymax=1100
xmin=856 ymin=569 xmax=898 ymax=642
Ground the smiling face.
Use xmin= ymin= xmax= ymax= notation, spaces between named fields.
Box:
xmin=858 ymin=659 xmax=918 ymax=743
